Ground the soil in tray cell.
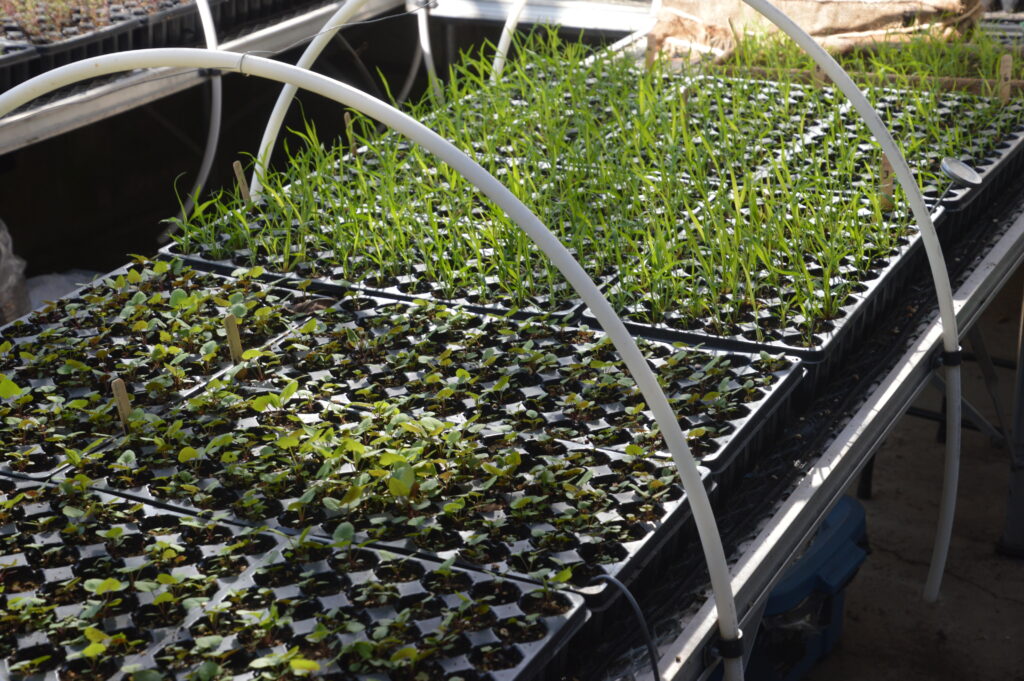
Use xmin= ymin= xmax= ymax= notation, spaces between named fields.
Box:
xmin=0 ymin=479 xmax=258 ymax=681
xmin=0 ymin=258 xmax=337 ymax=477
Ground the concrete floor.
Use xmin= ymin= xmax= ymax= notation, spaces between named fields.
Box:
xmin=805 ymin=272 xmax=1024 ymax=681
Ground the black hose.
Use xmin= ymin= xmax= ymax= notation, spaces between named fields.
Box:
xmin=590 ymin=574 xmax=661 ymax=681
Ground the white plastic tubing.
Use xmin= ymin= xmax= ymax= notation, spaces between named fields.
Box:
xmin=417 ymin=0 xmax=444 ymax=104
xmin=0 ymin=48 xmax=744 ymax=678
xmin=176 ymin=0 xmax=222 ymax=222
xmin=491 ymin=0 xmax=528 ymax=82
xmin=250 ymin=0 xmax=375 ymax=197
xmin=741 ymin=0 xmax=962 ymax=603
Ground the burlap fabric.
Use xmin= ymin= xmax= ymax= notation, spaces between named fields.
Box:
xmin=651 ymin=0 xmax=983 ymax=62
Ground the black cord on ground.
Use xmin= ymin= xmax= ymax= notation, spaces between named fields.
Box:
xmin=590 ymin=574 xmax=661 ymax=681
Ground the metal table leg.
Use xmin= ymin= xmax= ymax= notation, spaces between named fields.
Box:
xmin=967 ymin=326 xmax=1011 ymax=446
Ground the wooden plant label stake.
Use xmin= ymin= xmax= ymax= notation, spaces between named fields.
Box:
xmin=111 ymin=378 xmax=131 ymax=431
xmin=880 ymin=156 xmax=895 ymax=212
xmin=344 ymin=111 xmax=355 ymax=151
xmin=224 ymin=313 xmax=243 ymax=363
xmin=233 ymin=160 xmax=251 ymax=204
xmin=1000 ymin=53 xmax=1013 ymax=104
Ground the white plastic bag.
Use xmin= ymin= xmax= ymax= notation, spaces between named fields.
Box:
xmin=0 ymin=218 xmax=29 ymax=323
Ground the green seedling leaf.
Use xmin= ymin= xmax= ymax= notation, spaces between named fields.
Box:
xmin=289 ymin=658 xmax=321 ymax=673
xmin=81 ymin=642 xmax=107 ymax=658
xmin=0 ymin=375 xmax=24 ymax=399
xmin=332 ymin=522 xmax=355 ymax=545
xmin=250 ymin=395 xmax=274 ymax=412
xmin=275 ymin=431 xmax=300 ymax=449
xmin=130 ymin=670 xmax=165 ymax=681
xmin=390 ymin=647 xmax=419 ymax=662
xmin=552 ymin=566 xmax=573 ymax=583
xmin=280 ymin=380 xmax=298 ymax=403
xmin=178 ymin=447 xmax=199 ymax=463
xmin=102 ymin=527 xmax=123 ymax=540
xmin=84 ymin=577 xmax=125 ymax=595
xmin=194 ymin=635 xmax=222 ymax=651
xmin=168 ymin=289 xmax=190 ymax=308
xmin=250 ymin=656 xmax=278 ymax=669
xmin=84 ymin=626 xmax=108 ymax=643
xmin=152 ymin=592 xmax=176 ymax=606
xmin=197 ymin=661 xmax=221 ymax=681
xmin=338 ymin=484 xmax=363 ymax=507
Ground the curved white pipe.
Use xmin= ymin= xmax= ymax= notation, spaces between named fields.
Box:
xmin=174 ymin=0 xmax=222 ymax=228
xmin=251 ymin=0 xmax=375 ymax=196
xmin=0 ymin=48 xmax=742 ymax=670
xmin=491 ymin=0 xmax=528 ymax=83
xmin=417 ymin=0 xmax=445 ymax=104
xmin=395 ymin=39 xmax=424 ymax=105
xmin=741 ymin=0 xmax=961 ymax=603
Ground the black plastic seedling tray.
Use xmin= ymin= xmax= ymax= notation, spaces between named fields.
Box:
xmin=157 ymin=240 xmax=604 ymax=321
xmin=0 ymin=259 xmax=339 ymax=480
xmin=583 ymin=215 xmax=927 ymax=398
xmin=0 ymin=475 xmax=588 ymax=681
xmin=56 ymin=297 xmax=798 ymax=614
xmin=0 ymin=478 xmax=249 ymax=680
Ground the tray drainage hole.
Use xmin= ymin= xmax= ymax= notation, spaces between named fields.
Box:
xmin=178 ymin=523 xmax=234 ymax=546
xmin=253 ymin=563 xmax=301 ymax=588
xmin=283 ymin=541 xmax=334 ymax=563
xmin=399 ymin=593 xmax=448 ymax=621
xmin=458 ymin=540 xmax=510 ymax=566
xmin=2 ymin=565 xmax=43 ymax=593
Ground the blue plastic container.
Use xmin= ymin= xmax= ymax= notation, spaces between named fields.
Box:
xmin=746 ymin=496 xmax=868 ymax=681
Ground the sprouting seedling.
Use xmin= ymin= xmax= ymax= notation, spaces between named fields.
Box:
xmin=248 ymin=379 xmax=299 ymax=413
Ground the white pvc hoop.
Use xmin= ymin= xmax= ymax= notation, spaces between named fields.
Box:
xmin=740 ymin=0 xmax=961 ymax=605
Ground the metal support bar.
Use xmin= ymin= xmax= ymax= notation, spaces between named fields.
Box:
xmin=928 ymin=372 xmax=1007 ymax=446
xmin=968 ymin=325 xmax=1011 ymax=442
